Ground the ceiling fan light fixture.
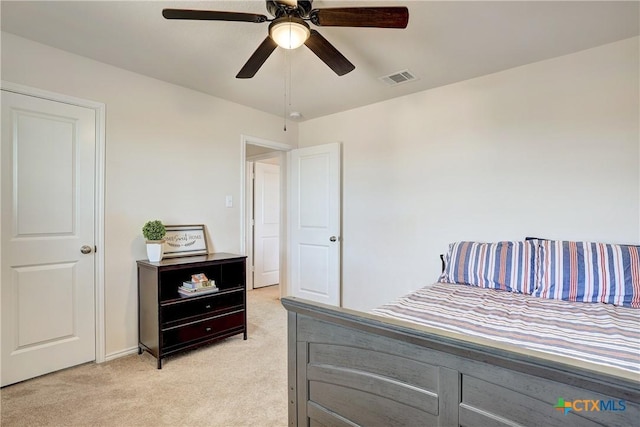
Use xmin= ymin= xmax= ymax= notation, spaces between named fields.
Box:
xmin=269 ymin=17 xmax=310 ymax=49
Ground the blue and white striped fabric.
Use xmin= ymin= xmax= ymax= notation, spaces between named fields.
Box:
xmin=438 ymin=240 xmax=537 ymax=294
xmin=533 ymin=240 xmax=640 ymax=308
xmin=373 ymin=283 xmax=640 ymax=374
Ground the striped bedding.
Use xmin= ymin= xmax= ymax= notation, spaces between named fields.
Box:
xmin=372 ymin=282 xmax=640 ymax=375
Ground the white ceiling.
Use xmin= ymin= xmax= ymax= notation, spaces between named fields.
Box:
xmin=1 ymin=1 xmax=638 ymax=121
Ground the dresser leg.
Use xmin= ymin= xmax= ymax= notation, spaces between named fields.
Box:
xmin=138 ymin=346 xmax=143 ymax=355
xmin=244 ymin=331 xmax=247 ymax=340
xmin=157 ymin=358 xmax=162 ymax=369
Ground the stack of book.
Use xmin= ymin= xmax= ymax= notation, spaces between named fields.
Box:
xmin=178 ymin=273 xmax=218 ymax=298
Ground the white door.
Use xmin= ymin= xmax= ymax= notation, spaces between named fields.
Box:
xmin=253 ymin=162 xmax=280 ymax=288
xmin=1 ymin=90 xmax=96 ymax=386
xmin=289 ymin=143 xmax=341 ymax=306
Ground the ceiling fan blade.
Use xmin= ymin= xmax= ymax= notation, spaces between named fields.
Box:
xmin=236 ymin=36 xmax=278 ymax=79
xmin=309 ymin=7 xmax=409 ymax=28
xmin=304 ymin=30 xmax=355 ymax=76
xmin=162 ymin=9 xmax=268 ymax=23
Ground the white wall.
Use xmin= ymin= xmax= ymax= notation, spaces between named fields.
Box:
xmin=3 ymin=30 xmax=638 ymax=353
xmin=1 ymin=32 xmax=297 ymax=356
xmin=298 ymin=37 xmax=640 ymax=311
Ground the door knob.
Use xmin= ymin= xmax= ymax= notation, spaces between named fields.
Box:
xmin=329 ymin=236 xmax=338 ymax=242
xmin=80 ymin=245 xmax=93 ymax=254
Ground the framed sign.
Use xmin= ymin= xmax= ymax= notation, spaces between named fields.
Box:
xmin=163 ymin=224 xmax=209 ymax=258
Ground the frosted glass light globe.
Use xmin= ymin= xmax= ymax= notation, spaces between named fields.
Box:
xmin=270 ymin=18 xmax=310 ymax=50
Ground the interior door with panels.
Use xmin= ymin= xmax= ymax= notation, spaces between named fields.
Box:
xmin=289 ymin=142 xmax=341 ymax=306
xmin=254 ymin=161 xmax=280 ymax=288
xmin=1 ymin=90 xmax=97 ymax=386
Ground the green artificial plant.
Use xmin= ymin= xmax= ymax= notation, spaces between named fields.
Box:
xmin=142 ymin=220 xmax=166 ymax=242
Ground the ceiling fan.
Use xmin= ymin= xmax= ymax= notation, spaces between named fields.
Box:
xmin=162 ymin=0 xmax=409 ymax=79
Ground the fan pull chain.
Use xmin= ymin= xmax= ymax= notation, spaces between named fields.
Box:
xmin=283 ymin=46 xmax=294 ymax=132
xmin=288 ymin=19 xmax=293 ymax=108
xmin=283 ymin=49 xmax=288 ymax=131
xmin=289 ymin=45 xmax=293 ymax=108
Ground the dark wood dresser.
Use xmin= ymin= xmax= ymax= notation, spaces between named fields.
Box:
xmin=137 ymin=253 xmax=247 ymax=368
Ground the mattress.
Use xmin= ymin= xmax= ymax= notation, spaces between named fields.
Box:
xmin=372 ymin=282 xmax=640 ymax=375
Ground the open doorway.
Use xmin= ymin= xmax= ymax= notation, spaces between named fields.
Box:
xmin=240 ymin=135 xmax=293 ymax=294
xmin=248 ymin=154 xmax=280 ymax=288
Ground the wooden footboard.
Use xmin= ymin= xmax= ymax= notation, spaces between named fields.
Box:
xmin=282 ymin=297 xmax=639 ymax=427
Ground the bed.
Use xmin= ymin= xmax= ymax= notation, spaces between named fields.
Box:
xmin=282 ymin=239 xmax=640 ymax=427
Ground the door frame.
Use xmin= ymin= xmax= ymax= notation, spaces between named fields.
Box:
xmin=1 ymin=80 xmax=106 ymax=364
xmin=240 ymin=135 xmax=293 ymax=296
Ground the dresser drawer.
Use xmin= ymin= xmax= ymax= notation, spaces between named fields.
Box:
xmin=162 ymin=310 xmax=245 ymax=349
xmin=162 ymin=290 xmax=244 ymax=326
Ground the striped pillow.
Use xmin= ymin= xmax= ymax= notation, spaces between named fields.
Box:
xmin=533 ymin=240 xmax=640 ymax=308
xmin=438 ymin=240 xmax=537 ymax=294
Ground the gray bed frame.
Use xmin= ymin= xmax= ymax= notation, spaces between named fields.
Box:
xmin=282 ymin=297 xmax=639 ymax=427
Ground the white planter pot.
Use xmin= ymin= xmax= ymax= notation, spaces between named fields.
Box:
xmin=146 ymin=241 xmax=165 ymax=262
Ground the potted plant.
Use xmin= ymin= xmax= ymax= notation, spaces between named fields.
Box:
xmin=142 ymin=220 xmax=166 ymax=262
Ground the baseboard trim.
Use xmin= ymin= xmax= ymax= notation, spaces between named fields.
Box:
xmin=104 ymin=347 xmax=139 ymax=362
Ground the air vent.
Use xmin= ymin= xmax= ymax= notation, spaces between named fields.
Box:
xmin=379 ymin=70 xmax=418 ymax=86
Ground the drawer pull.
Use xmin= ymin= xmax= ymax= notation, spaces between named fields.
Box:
xmin=205 ymin=304 xmax=211 ymax=309
xmin=205 ymin=327 xmax=212 ymax=332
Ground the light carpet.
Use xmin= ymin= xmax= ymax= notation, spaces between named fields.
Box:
xmin=0 ymin=285 xmax=287 ymax=427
